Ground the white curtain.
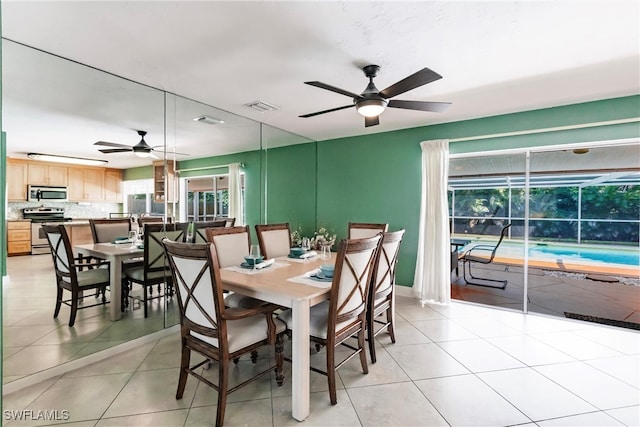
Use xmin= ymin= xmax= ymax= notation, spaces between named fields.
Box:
xmin=413 ymin=140 xmax=451 ymax=304
xmin=228 ymin=163 xmax=244 ymax=226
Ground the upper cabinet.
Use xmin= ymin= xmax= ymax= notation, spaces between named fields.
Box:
xmin=7 ymin=160 xmax=28 ymax=201
xmin=104 ymin=169 xmax=123 ymax=202
xmin=27 ymin=163 xmax=68 ymax=186
xmin=68 ymin=167 xmax=104 ymax=202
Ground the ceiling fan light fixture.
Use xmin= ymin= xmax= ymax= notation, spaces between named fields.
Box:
xmin=356 ymin=99 xmax=387 ymax=117
xmin=133 ymin=150 xmax=151 ymax=158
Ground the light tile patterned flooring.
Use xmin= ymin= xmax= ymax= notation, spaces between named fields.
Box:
xmin=3 ymin=296 xmax=639 ymax=426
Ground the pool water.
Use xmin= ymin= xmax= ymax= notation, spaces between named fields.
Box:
xmin=464 ymin=240 xmax=640 ymax=268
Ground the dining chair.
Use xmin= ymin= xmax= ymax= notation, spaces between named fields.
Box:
xmin=255 ymin=223 xmax=292 ymax=259
xmin=205 ymin=226 xmax=275 ymax=310
xmin=215 ymin=217 xmax=236 ymax=227
xmin=137 ymin=215 xmax=173 ymax=228
xmin=192 ymin=220 xmax=227 ymax=243
xmin=366 ymin=229 xmax=405 ymax=363
xmin=461 ymin=223 xmax=512 ymax=289
xmin=123 ymin=223 xmax=184 ymax=317
xmin=43 ymin=224 xmax=111 ymax=327
xmin=162 ymin=239 xmax=286 ymax=427
xmin=89 ymin=218 xmax=142 ymax=305
xmin=348 ymin=222 xmax=389 ymax=239
xmin=278 ymin=234 xmax=382 ymax=405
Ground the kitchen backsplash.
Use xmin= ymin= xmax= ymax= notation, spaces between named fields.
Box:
xmin=7 ymin=202 xmax=123 ymax=220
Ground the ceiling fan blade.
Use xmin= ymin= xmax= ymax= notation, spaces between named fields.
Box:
xmin=94 ymin=141 xmax=131 ymax=148
xmin=99 ymin=148 xmax=133 ymax=154
xmin=304 ymin=81 xmax=363 ymax=100
xmin=153 ymin=149 xmax=190 ymax=157
xmin=299 ymin=104 xmax=353 ymax=118
xmin=365 ymin=116 xmax=379 ymax=127
xmin=379 ymin=67 xmax=443 ymax=99
xmin=388 ymin=99 xmax=451 ymax=113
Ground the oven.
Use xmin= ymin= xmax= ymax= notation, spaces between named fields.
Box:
xmin=23 ymin=208 xmax=71 ymax=255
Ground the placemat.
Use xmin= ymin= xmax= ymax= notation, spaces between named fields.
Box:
xmin=287 ymin=269 xmax=332 ymax=288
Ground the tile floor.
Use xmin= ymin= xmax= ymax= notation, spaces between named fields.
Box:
xmin=3 ymin=296 xmax=639 ymax=426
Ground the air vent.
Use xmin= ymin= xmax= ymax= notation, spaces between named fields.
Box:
xmin=243 ymin=100 xmax=279 ymax=113
xmin=193 ymin=115 xmax=224 ymax=125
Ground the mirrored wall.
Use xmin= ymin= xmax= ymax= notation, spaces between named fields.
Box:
xmin=2 ymin=39 xmax=312 ymax=385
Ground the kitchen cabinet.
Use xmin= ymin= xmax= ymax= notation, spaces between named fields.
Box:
xmin=104 ymin=169 xmax=123 ymax=202
xmin=153 ymin=160 xmax=177 ymax=203
xmin=68 ymin=168 xmax=104 ymax=202
xmin=7 ymin=160 xmax=28 ymax=201
xmin=7 ymin=221 xmax=31 ymax=256
xmin=28 ymin=163 xmax=68 ymax=186
xmin=64 ymin=222 xmax=93 ymax=247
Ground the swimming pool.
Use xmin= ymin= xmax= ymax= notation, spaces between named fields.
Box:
xmin=459 ymin=239 xmax=640 ymax=272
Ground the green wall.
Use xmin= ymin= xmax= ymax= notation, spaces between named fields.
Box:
xmin=120 ymin=95 xmax=639 ymax=287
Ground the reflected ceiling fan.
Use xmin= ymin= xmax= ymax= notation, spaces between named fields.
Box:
xmin=94 ymin=130 xmax=189 ymax=158
xmin=300 ymin=65 xmax=451 ymax=127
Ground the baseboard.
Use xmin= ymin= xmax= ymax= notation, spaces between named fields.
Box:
xmin=395 ymin=284 xmax=413 ymax=298
xmin=2 ymin=324 xmax=180 ymax=396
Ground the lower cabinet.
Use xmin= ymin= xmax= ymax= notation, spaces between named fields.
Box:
xmin=8 ymin=221 xmax=32 ymax=256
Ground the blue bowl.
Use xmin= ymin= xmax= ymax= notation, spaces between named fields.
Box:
xmin=244 ymin=255 xmax=264 ymax=266
xmin=290 ymin=247 xmax=306 ymax=256
xmin=319 ymin=264 xmax=335 ymax=278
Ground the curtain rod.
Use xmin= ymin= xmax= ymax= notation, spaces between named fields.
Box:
xmin=174 ymin=162 xmax=245 ymax=174
xmin=448 ymin=117 xmax=639 ymax=143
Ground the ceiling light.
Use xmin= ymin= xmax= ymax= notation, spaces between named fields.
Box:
xmin=193 ymin=115 xmax=224 ymax=125
xmin=244 ymin=100 xmax=279 ymax=112
xmin=572 ymin=148 xmax=590 ymax=154
xmin=356 ymin=99 xmax=387 ymax=117
xmin=28 ymin=153 xmax=108 ymax=166
xmin=133 ymin=151 xmax=151 ymax=158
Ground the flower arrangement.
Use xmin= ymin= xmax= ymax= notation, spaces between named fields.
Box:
xmin=310 ymin=226 xmax=337 ymax=250
xmin=291 ymin=225 xmax=304 ymax=247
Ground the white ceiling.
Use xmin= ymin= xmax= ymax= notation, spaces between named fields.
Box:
xmin=2 ymin=1 xmax=639 ymax=169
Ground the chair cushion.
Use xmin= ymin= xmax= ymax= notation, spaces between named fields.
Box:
xmin=191 ymin=315 xmax=286 ymax=353
xmin=76 ymin=268 xmax=109 ymax=288
xmin=278 ymin=301 xmax=329 ymax=339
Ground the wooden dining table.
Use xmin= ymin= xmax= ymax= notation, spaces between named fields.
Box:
xmin=74 ymin=242 xmax=143 ymax=321
xmin=219 ymin=254 xmax=334 ymax=422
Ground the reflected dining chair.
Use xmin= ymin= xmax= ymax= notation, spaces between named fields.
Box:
xmin=255 ymin=223 xmax=292 ymax=259
xmin=348 ymin=222 xmax=389 ymax=239
xmin=461 ymin=223 xmax=512 ymax=289
xmin=215 ymin=217 xmax=236 ymax=227
xmin=89 ymin=218 xmax=141 ymax=305
xmin=43 ymin=224 xmax=111 ymax=327
xmin=123 ymin=223 xmax=185 ymax=317
xmin=162 ymin=239 xmax=286 ymax=427
xmin=278 ymin=235 xmax=382 ymax=405
xmin=205 ymin=226 xmax=274 ymax=310
xmin=192 ymin=220 xmax=227 ymax=243
xmin=367 ymin=229 xmax=405 ymax=363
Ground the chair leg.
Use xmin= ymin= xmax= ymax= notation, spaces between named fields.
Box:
xmin=176 ymin=346 xmax=191 ymax=399
xmin=54 ymin=287 xmax=63 ymax=319
xmin=386 ymin=306 xmax=396 ymax=344
xmin=326 ymin=343 xmax=338 ymax=405
xmin=216 ymin=357 xmax=229 ymax=427
xmin=275 ymin=333 xmax=285 ymax=386
xmin=69 ymin=290 xmax=79 ymax=327
xmin=250 ymin=350 xmax=258 ymax=363
xmin=358 ymin=329 xmax=368 ymax=375
xmin=143 ymin=286 xmax=149 ymax=318
xmin=367 ymin=311 xmax=377 ymax=364
xmin=463 ymin=260 xmax=507 ymax=289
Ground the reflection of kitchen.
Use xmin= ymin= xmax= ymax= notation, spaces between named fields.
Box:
xmin=6 ymin=157 xmax=173 ymax=256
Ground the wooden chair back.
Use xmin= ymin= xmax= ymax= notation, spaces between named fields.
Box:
xmin=348 ymin=222 xmax=389 ymax=239
xmin=205 ymin=225 xmax=251 ymax=268
xmin=255 ymin=223 xmax=291 ymax=259
xmin=89 ymin=218 xmax=132 ymax=243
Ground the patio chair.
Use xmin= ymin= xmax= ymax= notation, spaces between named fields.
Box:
xmin=461 ymin=223 xmax=512 ymax=289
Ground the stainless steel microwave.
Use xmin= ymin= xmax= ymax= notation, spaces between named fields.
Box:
xmin=27 ymin=185 xmax=69 ymax=202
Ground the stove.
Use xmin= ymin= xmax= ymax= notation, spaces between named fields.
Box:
xmin=23 ymin=208 xmax=72 ymax=254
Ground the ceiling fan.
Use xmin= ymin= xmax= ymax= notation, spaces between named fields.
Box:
xmin=300 ymin=65 xmax=451 ymax=127
xmin=94 ymin=130 xmax=189 ymax=158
